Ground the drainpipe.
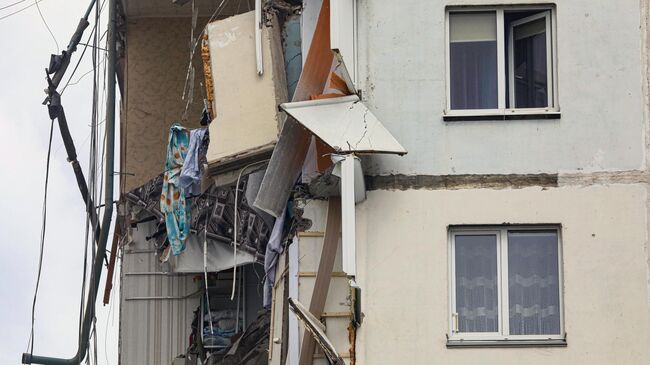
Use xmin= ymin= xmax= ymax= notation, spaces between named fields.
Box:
xmin=21 ymin=0 xmax=117 ymax=363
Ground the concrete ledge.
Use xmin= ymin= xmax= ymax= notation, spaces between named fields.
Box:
xmin=365 ymin=174 xmax=559 ymax=191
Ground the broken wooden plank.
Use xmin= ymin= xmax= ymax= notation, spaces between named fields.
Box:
xmin=299 ymin=272 xmax=347 ymax=277
xmin=102 ymin=222 xmax=121 ymax=305
xmin=298 ymin=197 xmax=342 ymax=365
xmin=321 ymin=311 xmax=352 ymax=318
xmin=297 ymin=231 xmax=325 ymax=237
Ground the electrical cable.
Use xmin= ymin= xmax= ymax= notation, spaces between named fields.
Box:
xmin=34 ymin=0 xmax=59 ymax=53
xmin=26 ymin=117 xmax=55 ymax=359
xmin=0 ymin=0 xmax=27 ymax=11
xmin=203 ymin=213 xmax=215 ymax=335
xmin=79 ymin=0 xmax=101 ymax=344
xmin=230 ymin=159 xmax=269 ymax=300
xmin=0 ymin=0 xmax=43 ymax=21
xmin=180 ymin=0 xmax=232 ymax=118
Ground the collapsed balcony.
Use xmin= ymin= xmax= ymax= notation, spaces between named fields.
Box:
xmin=117 ymin=1 xmax=406 ymax=364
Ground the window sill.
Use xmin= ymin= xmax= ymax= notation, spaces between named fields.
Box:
xmin=443 ymin=111 xmax=561 ymax=122
xmin=446 ymin=338 xmax=567 ymax=348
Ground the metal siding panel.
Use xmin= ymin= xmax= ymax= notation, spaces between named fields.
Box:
xmin=120 ymin=222 xmax=200 ymax=365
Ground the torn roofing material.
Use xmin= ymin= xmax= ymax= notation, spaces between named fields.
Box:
xmin=280 ymin=94 xmax=408 ymax=155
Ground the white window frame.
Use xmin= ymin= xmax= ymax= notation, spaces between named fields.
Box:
xmin=444 ymin=6 xmax=559 ymax=118
xmin=448 ymin=225 xmax=564 ymax=342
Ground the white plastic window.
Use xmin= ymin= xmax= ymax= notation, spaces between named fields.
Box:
xmin=446 ymin=6 xmax=558 ymax=116
xmin=449 ymin=226 xmax=564 ymax=341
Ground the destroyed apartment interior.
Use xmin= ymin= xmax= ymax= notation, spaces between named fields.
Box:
xmin=19 ymin=0 xmax=650 ymax=364
xmin=114 ymin=0 xmax=394 ymax=364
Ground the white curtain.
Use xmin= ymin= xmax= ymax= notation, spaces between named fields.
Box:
xmin=507 ymin=231 xmax=560 ymax=335
xmin=455 ymin=235 xmax=499 ymax=332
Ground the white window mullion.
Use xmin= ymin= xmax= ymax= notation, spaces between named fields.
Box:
xmin=445 ymin=10 xmax=451 ymax=112
xmin=556 ymin=227 xmax=565 ymax=338
xmin=496 ymin=9 xmax=506 ymax=110
xmin=449 ymin=231 xmax=457 ymax=335
xmin=545 ymin=11 xmax=553 ymax=108
xmin=500 ymin=228 xmax=510 ymax=337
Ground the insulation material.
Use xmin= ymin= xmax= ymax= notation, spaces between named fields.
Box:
xmin=280 ymin=95 xmax=408 ymax=155
xmin=201 ymin=33 xmax=215 ymax=119
xmin=205 ymin=11 xmax=288 ymax=170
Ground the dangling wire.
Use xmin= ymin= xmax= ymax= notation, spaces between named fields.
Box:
xmin=203 ymin=209 xmax=214 ymax=334
xmin=230 ymin=159 xmax=269 ymax=300
xmin=27 ymin=117 xmax=55 ymax=358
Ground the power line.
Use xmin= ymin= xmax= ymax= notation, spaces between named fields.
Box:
xmin=0 ymin=0 xmax=43 ymax=21
xmin=0 ymin=0 xmax=27 ymax=11
xmin=60 ymin=0 xmax=107 ymax=95
xmin=34 ymin=0 xmax=60 ymax=53
xmin=27 ymin=118 xmax=55 ymax=359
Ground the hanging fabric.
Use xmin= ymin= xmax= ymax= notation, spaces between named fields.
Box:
xmin=180 ymin=127 xmax=209 ymax=197
xmin=263 ymin=208 xmax=287 ymax=308
xmin=161 ymin=123 xmax=191 ymax=256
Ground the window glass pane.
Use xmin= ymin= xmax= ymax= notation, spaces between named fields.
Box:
xmin=454 ymin=234 xmax=498 ymax=332
xmin=449 ymin=12 xmax=498 ymax=110
xmin=513 ymin=16 xmax=548 ymax=108
xmin=508 ymin=231 xmax=561 ymax=335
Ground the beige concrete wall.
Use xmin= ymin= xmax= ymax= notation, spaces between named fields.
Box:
xmin=122 ymin=17 xmax=207 ymax=192
xmin=354 ymin=185 xmax=650 ymax=364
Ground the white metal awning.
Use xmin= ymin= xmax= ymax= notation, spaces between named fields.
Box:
xmin=279 ymin=95 xmax=407 ymax=155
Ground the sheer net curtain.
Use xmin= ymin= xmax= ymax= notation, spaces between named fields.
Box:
xmin=455 ymin=235 xmax=499 ymax=332
xmin=508 ymin=231 xmax=560 ymax=335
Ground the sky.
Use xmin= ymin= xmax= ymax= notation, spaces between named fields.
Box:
xmin=0 ymin=1 xmax=120 ymax=364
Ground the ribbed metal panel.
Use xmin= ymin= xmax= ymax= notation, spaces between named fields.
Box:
xmin=119 ymin=221 xmax=200 ymax=365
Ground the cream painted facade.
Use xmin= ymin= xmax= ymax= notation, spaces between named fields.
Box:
xmin=353 ymin=186 xmax=650 ymax=364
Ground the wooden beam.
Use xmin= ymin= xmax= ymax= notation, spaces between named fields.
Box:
xmin=102 ymin=223 xmax=121 ymax=305
xmin=297 ymin=231 xmax=325 ymax=237
xmin=299 ymin=271 xmax=347 ymax=277
xmin=298 ymin=197 xmax=342 ymax=365
xmin=321 ymin=311 xmax=352 ymax=318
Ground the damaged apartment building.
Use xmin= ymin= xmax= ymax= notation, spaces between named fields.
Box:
xmin=114 ymin=0 xmax=650 ymax=364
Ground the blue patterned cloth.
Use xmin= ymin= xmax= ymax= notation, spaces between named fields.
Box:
xmin=161 ymin=123 xmax=191 ymax=256
xmin=180 ymin=127 xmax=209 ymax=197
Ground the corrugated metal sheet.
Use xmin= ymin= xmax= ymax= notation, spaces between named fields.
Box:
xmin=120 ymin=221 xmax=200 ymax=365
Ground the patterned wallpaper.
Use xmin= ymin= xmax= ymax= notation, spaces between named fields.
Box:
xmin=122 ymin=17 xmax=209 ymax=192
